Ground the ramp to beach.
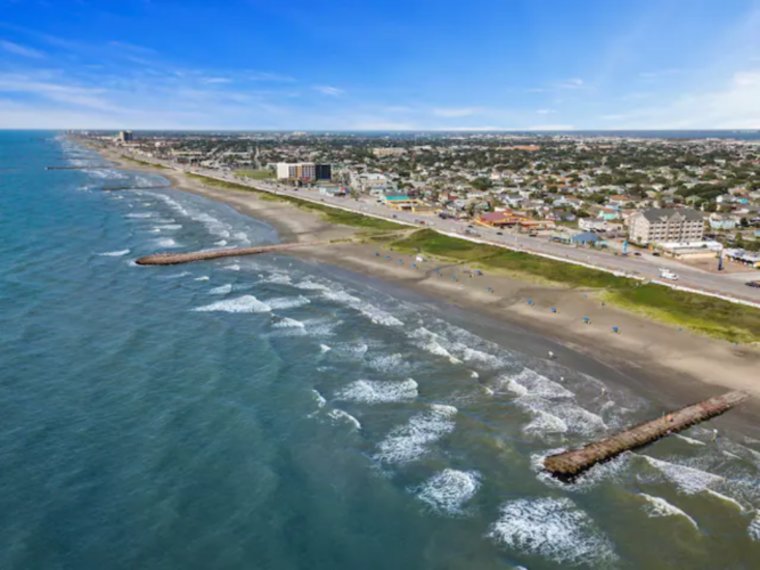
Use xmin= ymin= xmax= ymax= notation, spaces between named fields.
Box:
xmin=543 ymin=390 xmax=748 ymax=481
xmin=135 ymin=241 xmax=324 ymax=265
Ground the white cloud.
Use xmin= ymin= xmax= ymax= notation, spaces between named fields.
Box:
xmin=602 ymin=69 xmax=760 ymax=128
xmin=432 ymin=107 xmax=482 ymax=118
xmin=0 ymin=39 xmax=43 ymax=58
xmin=535 ymin=108 xmax=555 ymax=115
xmin=557 ymin=78 xmax=584 ymax=89
xmin=313 ymin=85 xmax=344 ymax=96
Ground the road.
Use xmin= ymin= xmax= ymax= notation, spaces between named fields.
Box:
xmin=131 ymin=155 xmax=760 ymax=307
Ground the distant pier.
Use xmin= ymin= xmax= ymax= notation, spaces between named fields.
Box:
xmin=135 ymin=242 xmax=324 ymax=266
xmin=543 ymin=390 xmax=748 ymax=481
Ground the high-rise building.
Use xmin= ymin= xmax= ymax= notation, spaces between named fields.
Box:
xmin=117 ymin=130 xmax=134 ymax=143
xmin=628 ymin=208 xmax=704 ymax=245
xmin=275 ymin=162 xmax=332 ymax=182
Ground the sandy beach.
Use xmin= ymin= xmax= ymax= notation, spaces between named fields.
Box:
xmin=97 ymin=147 xmax=760 ymax=421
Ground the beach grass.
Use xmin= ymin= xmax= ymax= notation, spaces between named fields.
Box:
xmin=391 ymin=229 xmax=760 ymax=343
xmin=121 ymin=155 xmax=168 ymax=169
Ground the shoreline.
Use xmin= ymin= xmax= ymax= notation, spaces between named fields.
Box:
xmin=94 ymin=146 xmax=760 ymax=430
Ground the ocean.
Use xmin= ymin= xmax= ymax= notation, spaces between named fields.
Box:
xmin=1 ymin=131 xmax=759 ymax=569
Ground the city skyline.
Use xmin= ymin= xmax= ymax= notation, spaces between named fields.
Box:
xmin=0 ymin=0 xmax=759 ymax=130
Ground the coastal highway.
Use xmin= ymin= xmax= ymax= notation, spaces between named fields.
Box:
xmin=123 ymin=155 xmax=760 ymax=307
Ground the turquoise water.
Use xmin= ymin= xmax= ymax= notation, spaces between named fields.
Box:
xmin=1 ymin=131 xmax=759 ymax=569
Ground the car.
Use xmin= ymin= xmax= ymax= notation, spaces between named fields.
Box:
xmin=652 ymin=251 xmax=661 ymax=257
xmin=496 ymin=231 xmax=503 ymax=236
xmin=659 ymin=268 xmax=679 ymax=280
xmin=633 ymin=252 xmax=642 ymax=256
xmin=746 ymin=280 xmax=760 ymax=288
xmin=392 ymin=214 xmax=398 ymax=219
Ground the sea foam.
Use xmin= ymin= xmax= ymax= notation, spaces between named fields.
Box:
xmin=414 ymin=469 xmax=481 ymax=516
xmin=336 ymin=378 xmax=418 ymax=404
xmin=489 ymin=497 xmax=616 ymax=566
xmin=193 ymin=295 xmax=271 ymax=314
xmin=374 ymin=404 xmax=457 ymax=464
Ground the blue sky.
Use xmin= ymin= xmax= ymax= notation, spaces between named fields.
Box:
xmin=0 ymin=0 xmax=759 ymax=129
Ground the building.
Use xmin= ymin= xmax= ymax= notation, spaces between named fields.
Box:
xmin=117 ymin=130 xmax=133 ymax=143
xmin=628 ymin=208 xmax=704 ymax=245
xmin=372 ymin=147 xmax=407 ymax=158
xmin=275 ymin=162 xmax=331 ymax=182
xmin=656 ymin=240 xmax=722 ymax=259
xmin=570 ymin=231 xmax=605 ymax=246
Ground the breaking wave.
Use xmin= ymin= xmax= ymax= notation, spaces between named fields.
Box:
xmin=414 ymin=469 xmax=481 ymax=516
xmin=374 ymin=404 xmax=457 ymax=464
xmin=193 ymin=295 xmax=271 ymax=314
xmin=639 ymin=493 xmax=699 ymax=530
xmin=489 ymin=497 xmax=616 ymax=566
xmin=336 ymin=378 xmax=418 ymax=404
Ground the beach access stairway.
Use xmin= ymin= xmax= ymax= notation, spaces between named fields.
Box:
xmin=543 ymin=390 xmax=748 ymax=481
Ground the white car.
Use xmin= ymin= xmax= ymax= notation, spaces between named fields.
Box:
xmin=659 ymin=268 xmax=679 ymax=280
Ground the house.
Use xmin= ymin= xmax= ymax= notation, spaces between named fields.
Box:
xmin=570 ymin=231 xmax=604 ymax=246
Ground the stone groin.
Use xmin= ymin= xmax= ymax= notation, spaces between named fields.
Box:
xmin=135 ymin=242 xmax=323 ymax=266
xmin=543 ymin=390 xmax=748 ymax=481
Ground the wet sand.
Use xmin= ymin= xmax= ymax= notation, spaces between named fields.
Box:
xmin=95 ymin=147 xmax=760 ymax=428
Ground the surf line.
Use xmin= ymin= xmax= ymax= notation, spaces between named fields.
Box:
xmin=543 ymin=391 xmax=748 ymax=482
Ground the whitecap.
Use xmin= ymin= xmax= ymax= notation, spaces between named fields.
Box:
xmin=374 ymin=404 xmax=457 ymax=465
xmin=328 ymin=409 xmax=361 ymax=430
xmin=488 ymin=497 xmax=616 ymax=566
xmin=194 ymin=275 xmax=210 ymax=281
xmin=312 ymin=389 xmax=327 ymax=408
xmin=336 ymin=378 xmax=419 ymax=404
xmin=154 ymin=238 xmax=180 ymax=248
xmin=414 ymin=469 xmax=481 ymax=516
xmin=209 ymin=284 xmax=233 ymax=295
xmin=524 ymin=410 xmax=569 ymax=435
xmin=643 ymin=456 xmax=723 ymax=495
xmin=639 ymin=493 xmax=699 ymax=530
xmin=266 ymin=296 xmax=311 ymax=310
xmin=319 ymin=344 xmax=332 ymax=353
xmin=272 ymin=317 xmax=305 ymax=329
xmin=224 ymin=264 xmax=241 ymax=271
xmin=193 ymin=295 xmax=271 ymax=314
xmin=97 ymin=249 xmax=130 ymax=257
xmin=675 ymin=434 xmax=706 ymax=446
xmin=126 ymin=212 xmax=154 ymax=219
xmin=704 ymin=489 xmax=745 ymax=511
xmin=503 ymin=368 xmax=574 ymax=400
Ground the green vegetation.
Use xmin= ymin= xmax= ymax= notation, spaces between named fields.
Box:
xmin=121 ymin=155 xmax=168 ymax=169
xmin=390 ymin=229 xmax=760 ymax=343
xmin=235 ymin=168 xmax=275 ymax=180
xmin=606 ymin=285 xmax=760 ymax=344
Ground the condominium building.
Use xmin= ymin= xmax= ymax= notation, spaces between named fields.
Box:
xmin=628 ymin=208 xmax=704 ymax=245
xmin=275 ymin=162 xmax=331 ymax=182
